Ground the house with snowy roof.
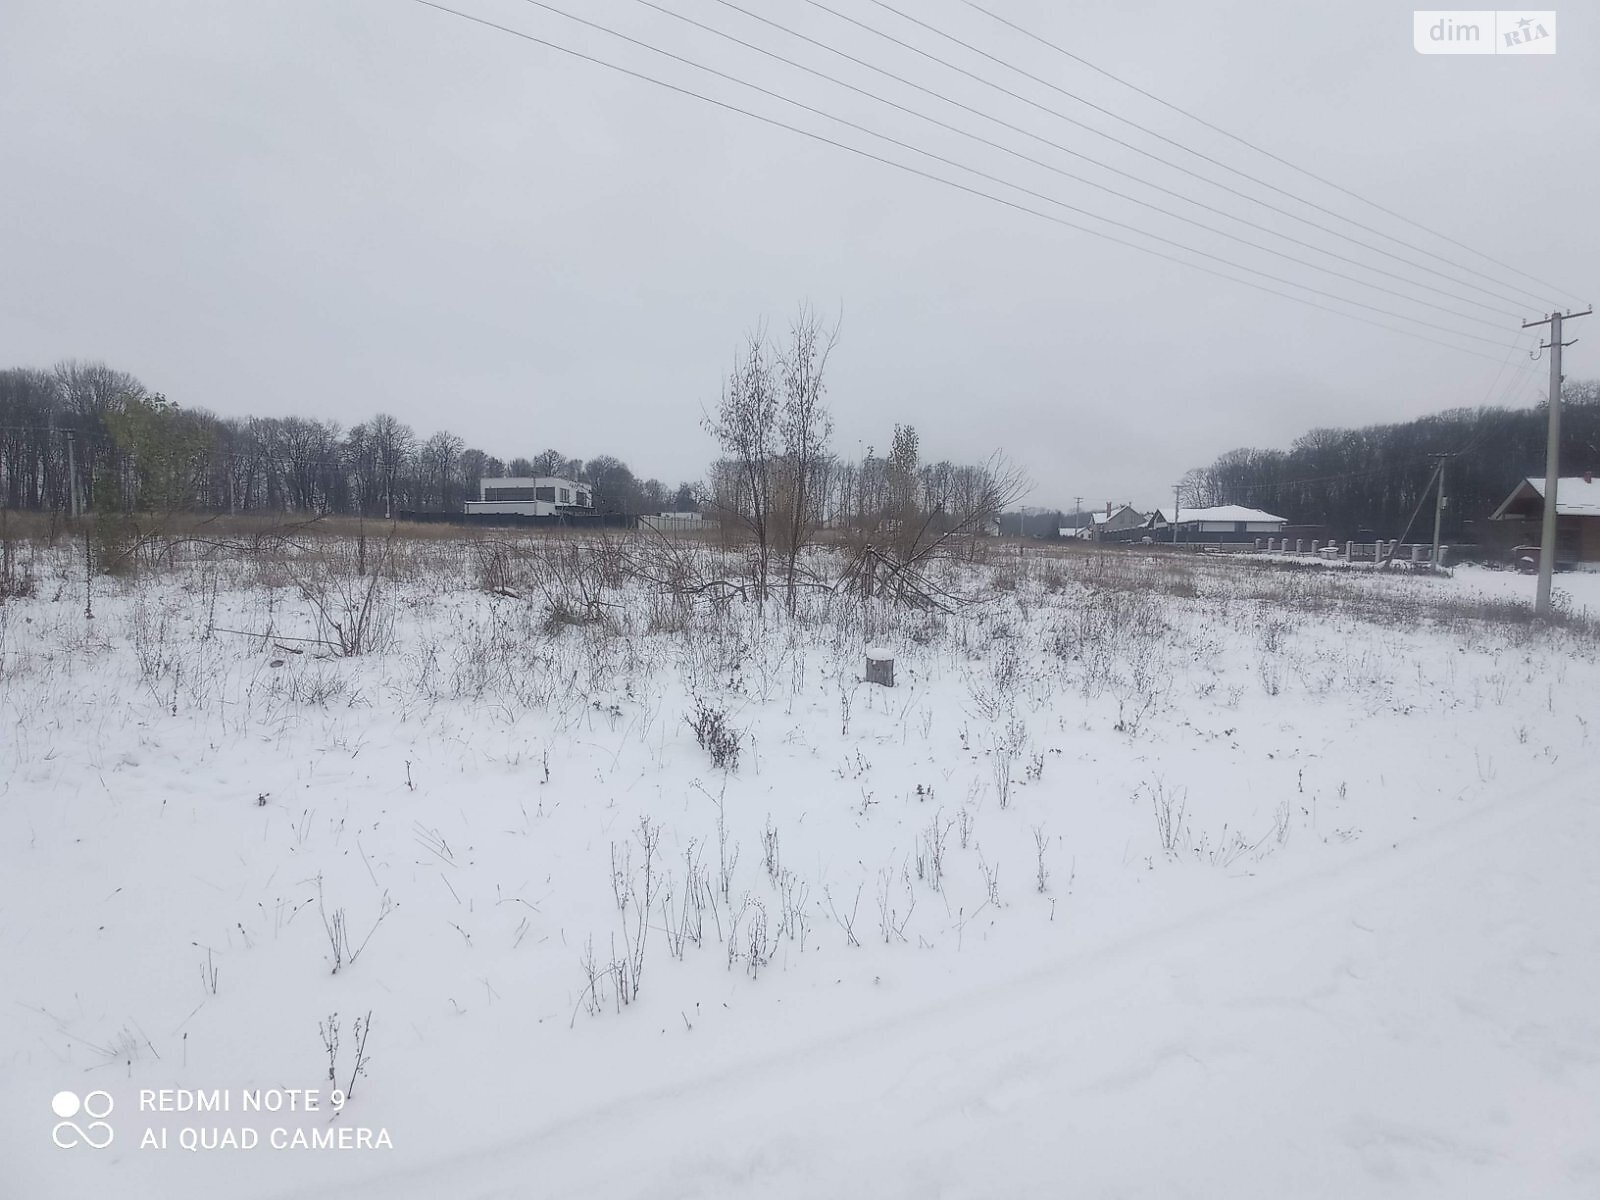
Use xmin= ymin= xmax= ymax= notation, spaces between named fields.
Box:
xmin=1146 ymin=504 xmax=1288 ymax=544
xmin=1487 ymin=473 xmax=1600 ymax=567
xmin=1066 ymin=503 xmax=1146 ymax=541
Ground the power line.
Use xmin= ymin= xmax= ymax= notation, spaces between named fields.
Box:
xmin=805 ymin=0 xmax=1551 ymax=311
xmin=453 ymin=0 xmax=1517 ymax=352
xmin=958 ymin=0 xmax=1588 ymax=309
xmin=651 ymin=0 xmax=1522 ymax=327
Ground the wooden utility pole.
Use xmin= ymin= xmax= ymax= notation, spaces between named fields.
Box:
xmin=1171 ymin=484 xmax=1181 ymax=544
xmin=1522 ymin=306 xmax=1592 ymax=615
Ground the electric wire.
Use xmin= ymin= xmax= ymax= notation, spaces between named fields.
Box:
xmin=957 ymin=0 xmax=1588 ymax=308
xmin=434 ymin=0 xmax=1519 ymax=355
xmin=804 ymin=0 xmax=1551 ymax=311
xmin=631 ymin=0 xmax=1520 ymax=327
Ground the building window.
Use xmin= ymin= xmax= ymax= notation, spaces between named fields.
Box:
xmin=535 ymin=487 xmax=556 ymax=502
xmin=577 ymin=492 xmax=591 ymax=507
xmin=486 ymin=487 xmax=538 ymax=502
xmin=559 ymin=488 xmax=571 ymax=503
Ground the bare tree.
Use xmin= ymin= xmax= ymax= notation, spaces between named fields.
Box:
xmin=419 ymin=430 xmax=465 ymax=511
xmin=703 ymin=326 xmax=779 ymax=604
xmin=368 ymin=413 xmax=414 ymax=519
xmin=584 ymin=454 xmax=641 ymax=513
xmin=774 ymin=305 xmax=838 ymax=612
xmin=530 ymin=448 xmax=569 ymax=477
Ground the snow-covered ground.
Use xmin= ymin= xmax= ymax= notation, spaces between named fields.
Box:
xmin=3 ymin=537 xmax=1598 ymax=1199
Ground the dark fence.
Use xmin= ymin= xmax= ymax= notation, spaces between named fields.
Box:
xmin=397 ymin=511 xmax=638 ymax=530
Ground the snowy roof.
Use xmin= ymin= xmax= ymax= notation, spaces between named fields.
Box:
xmin=1522 ymin=476 xmax=1600 ymax=517
xmin=1153 ymin=505 xmax=1287 ymax=525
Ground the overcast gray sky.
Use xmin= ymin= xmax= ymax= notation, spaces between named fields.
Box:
xmin=2 ymin=0 xmax=1595 ymax=512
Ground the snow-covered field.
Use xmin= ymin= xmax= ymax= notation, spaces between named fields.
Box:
xmin=4 ymin=533 xmax=1599 ymax=1199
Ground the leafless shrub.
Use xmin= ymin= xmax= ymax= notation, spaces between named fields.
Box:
xmin=774 ymin=868 xmax=811 ymax=948
xmin=761 ymin=815 xmax=781 ymax=884
xmin=919 ymin=812 xmax=950 ymax=892
xmin=875 ymin=866 xmax=916 ymax=943
xmin=662 ymin=841 xmax=714 ymax=960
xmin=1194 ymin=825 xmax=1267 ymax=869
xmin=727 ymin=896 xmax=774 ymax=978
xmin=824 ymin=882 xmax=863 ymax=948
xmin=345 ymin=1011 xmax=374 ymax=1099
xmin=1147 ymin=779 xmax=1190 ymax=860
xmin=1257 ymin=653 xmax=1284 ymax=697
xmin=294 ymin=537 xmax=397 ymax=657
xmin=688 ymin=697 xmax=742 ymax=771
xmin=319 ymin=1013 xmax=340 ymax=1082
xmin=977 ymin=851 xmax=1002 ymax=907
xmin=471 ymin=539 xmax=521 ymax=597
xmin=610 ymin=841 xmax=633 ymax=913
xmin=576 ymin=937 xmax=606 ymax=1020
xmin=613 ymin=816 xmax=661 ymax=1005
xmin=316 ymin=876 xmax=395 ymax=975
xmin=838 ymin=677 xmax=857 ymax=736
xmin=644 ymin=592 xmax=693 ymax=635
xmin=992 ymin=753 xmax=1013 ymax=810
xmin=530 ymin=541 xmax=617 ymax=633
xmin=279 ymin=663 xmax=351 ymax=707
xmin=624 ymin=529 xmax=749 ymax=609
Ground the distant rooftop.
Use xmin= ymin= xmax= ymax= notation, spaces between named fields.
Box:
xmin=1153 ymin=505 xmax=1287 ymax=524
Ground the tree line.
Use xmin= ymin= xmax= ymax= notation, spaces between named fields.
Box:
xmin=1178 ymin=380 xmax=1600 ymax=539
xmin=0 ymin=361 xmax=696 ymax=518
xmin=0 ymin=330 xmax=1025 ymax=572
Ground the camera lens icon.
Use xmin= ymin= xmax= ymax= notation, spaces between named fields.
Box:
xmin=52 ymin=1090 xmax=114 ymax=1149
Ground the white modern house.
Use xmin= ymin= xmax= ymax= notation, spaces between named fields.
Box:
xmin=1147 ymin=504 xmax=1288 ymax=543
xmin=465 ymin=477 xmax=593 ymax=517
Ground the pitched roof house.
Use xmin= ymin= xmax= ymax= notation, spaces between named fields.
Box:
xmin=1488 ymin=473 xmax=1600 ymax=564
xmin=1146 ymin=505 xmax=1288 ymax=543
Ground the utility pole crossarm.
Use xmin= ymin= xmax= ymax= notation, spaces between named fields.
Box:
xmin=1521 ymin=305 xmax=1592 ymax=330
